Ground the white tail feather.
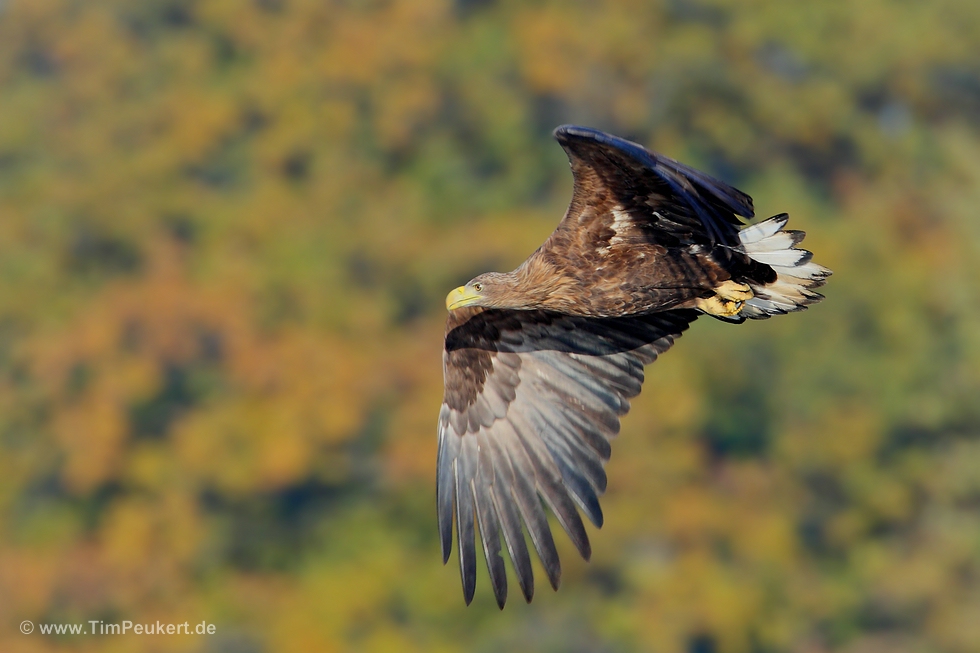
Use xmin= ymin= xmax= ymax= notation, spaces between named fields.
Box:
xmin=737 ymin=214 xmax=788 ymax=242
xmin=738 ymin=214 xmax=831 ymax=319
xmin=742 ymin=230 xmax=803 ymax=252
xmin=745 ymin=248 xmax=812 ymax=267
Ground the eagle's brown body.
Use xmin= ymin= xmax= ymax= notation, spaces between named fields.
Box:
xmin=508 ymin=228 xmax=731 ymax=317
xmin=438 ymin=126 xmax=830 ymax=608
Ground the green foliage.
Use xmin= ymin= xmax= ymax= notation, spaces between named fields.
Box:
xmin=1 ymin=0 xmax=979 ymax=651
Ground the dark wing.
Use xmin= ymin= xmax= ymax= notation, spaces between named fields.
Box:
xmin=551 ymin=125 xmax=754 ymax=251
xmin=438 ymin=306 xmax=698 ymax=608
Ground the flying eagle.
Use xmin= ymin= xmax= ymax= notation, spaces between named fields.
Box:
xmin=438 ymin=125 xmax=830 ymax=608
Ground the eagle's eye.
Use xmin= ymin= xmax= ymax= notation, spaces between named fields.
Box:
xmin=473 ymin=282 xmax=483 ymax=292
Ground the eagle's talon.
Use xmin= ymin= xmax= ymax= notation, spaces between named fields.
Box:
xmin=715 ymin=280 xmax=753 ymax=303
xmin=694 ymin=281 xmax=753 ymax=316
xmin=695 ymin=295 xmax=744 ymax=317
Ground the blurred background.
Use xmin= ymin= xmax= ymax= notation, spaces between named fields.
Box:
xmin=2 ymin=0 xmax=979 ymax=651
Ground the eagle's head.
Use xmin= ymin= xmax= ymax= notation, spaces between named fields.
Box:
xmin=445 ymin=272 xmax=519 ymax=311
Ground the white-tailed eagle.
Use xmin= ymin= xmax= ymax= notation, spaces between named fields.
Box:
xmin=438 ymin=125 xmax=830 ymax=608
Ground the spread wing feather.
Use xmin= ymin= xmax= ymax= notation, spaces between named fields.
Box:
xmin=453 ymin=434 xmax=478 ymax=604
xmin=439 ymin=307 xmax=697 ymax=607
xmin=552 ymin=125 xmax=753 ymax=250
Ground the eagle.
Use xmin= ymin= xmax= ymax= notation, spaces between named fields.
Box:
xmin=437 ymin=125 xmax=830 ymax=608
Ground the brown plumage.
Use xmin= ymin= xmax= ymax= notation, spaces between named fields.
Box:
xmin=438 ymin=126 xmax=831 ymax=608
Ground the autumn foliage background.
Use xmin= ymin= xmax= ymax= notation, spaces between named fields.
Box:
xmin=2 ymin=0 xmax=980 ymax=651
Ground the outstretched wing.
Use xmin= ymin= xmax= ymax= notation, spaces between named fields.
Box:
xmin=550 ymin=125 xmax=754 ymax=253
xmin=438 ymin=306 xmax=698 ymax=608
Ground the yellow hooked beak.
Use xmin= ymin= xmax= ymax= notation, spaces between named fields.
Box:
xmin=446 ymin=285 xmax=482 ymax=310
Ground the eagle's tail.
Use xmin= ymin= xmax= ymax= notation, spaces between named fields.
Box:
xmin=737 ymin=214 xmax=831 ymax=319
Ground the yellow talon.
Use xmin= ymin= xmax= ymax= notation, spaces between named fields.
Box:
xmin=715 ymin=280 xmax=753 ymax=303
xmin=695 ymin=282 xmax=753 ymax=316
xmin=695 ymin=295 xmax=743 ymax=316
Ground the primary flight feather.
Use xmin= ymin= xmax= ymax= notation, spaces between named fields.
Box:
xmin=438 ymin=125 xmax=831 ymax=608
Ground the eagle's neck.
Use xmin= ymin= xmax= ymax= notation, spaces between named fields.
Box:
xmin=509 ymin=258 xmax=580 ymax=312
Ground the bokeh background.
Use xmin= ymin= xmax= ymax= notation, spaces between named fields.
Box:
xmin=2 ymin=0 xmax=980 ymax=651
